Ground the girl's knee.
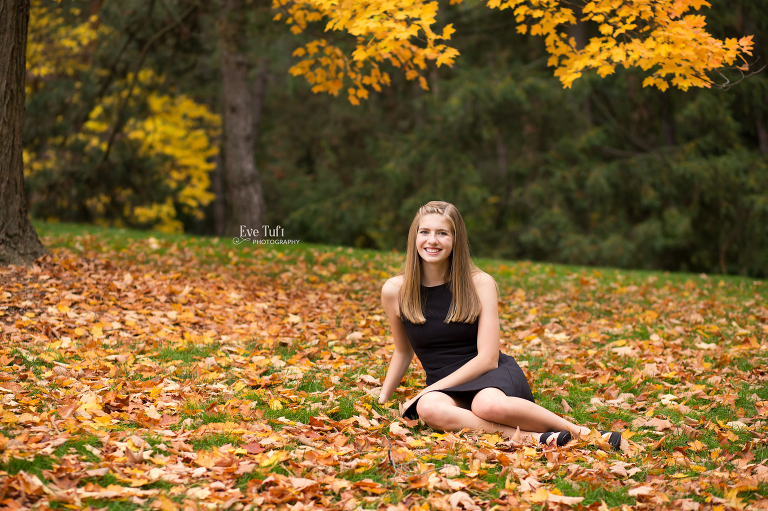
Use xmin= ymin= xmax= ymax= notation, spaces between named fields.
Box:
xmin=471 ymin=391 xmax=505 ymax=421
xmin=416 ymin=394 xmax=449 ymax=429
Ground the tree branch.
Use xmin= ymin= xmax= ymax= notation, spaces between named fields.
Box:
xmin=98 ymin=2 xmax=200 ymax=169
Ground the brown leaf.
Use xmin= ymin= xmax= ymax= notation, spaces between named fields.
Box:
xmin=346 ymin=331 xmax=364 ymax=342
xmin=286 ymin=477 xmax=318 ymax=491
xmin=647 ymin=418 xmax=674 ymax=431
xmin=57 ymin=400 xmax=78 ymax=420
xmin=671 ymin=499 xmax=700 ymax=511
xmin=357 ymin=374 xmax=380 ymax=385
xmin=642 ymin=363 xmax=657 ymax=377
xmin=145 ymin=405 xmax=162 ymax=420
xmin=439 ymin=464 xmax=461 ymax=478
xmin=447 ymin=491 xmax=480 ymax=511
xmin=389 ymin=422 xmax=409 ymax=438
xmin=612 ymin=346 xmax=638 ymax=357
xmin=628 ymin=485 xmax=654 ymax=497
xmin=126 ymin=445 xmax=145 ymax=465
xmin=351 ymin=479 xmax=386 ymax=494
xmin=609 ymin=463 xmax=628 ymax=477
xmin=548 ymin=493 xmax=584 ymax=505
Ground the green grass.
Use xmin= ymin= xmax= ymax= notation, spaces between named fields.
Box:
xmin=154 ymin=343 xmax=221 ymax=364
xmin=54 ymin=435 xmax=104 ymax=462
xmin=8 ymin=220 xmax=766 ymax=509
xmin=189 ymin=432 xmax=243 ymax=451
xmin=551 ymin=480 xmax=637 ymax=507
xmin=0 ymin=455 xmax=56 ymax=477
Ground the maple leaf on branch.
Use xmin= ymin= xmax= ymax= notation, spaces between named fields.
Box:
xmin=272 ymin=0 xmax=755 ymax=103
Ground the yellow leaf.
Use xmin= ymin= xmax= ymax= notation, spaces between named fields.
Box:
xmin=530 ymin=487 xmax=549 ymax=503
xmin=260 ymin=451 xmax=289 ymax=467
xmin=597 ymin=64 xmax=615 ymax=77
xmin=153 ymin=495 xmax=179 ymax=511
xmin=599 ymin=23 xmax=614 ymax=35
xmin=93 ymin=415 xmax=112 ymax=427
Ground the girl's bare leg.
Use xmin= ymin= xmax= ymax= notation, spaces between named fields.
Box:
xmin=415 ymin=391 xmax=561 ymax=444
xmin=470 ymin=388 xmax=591 ymax=436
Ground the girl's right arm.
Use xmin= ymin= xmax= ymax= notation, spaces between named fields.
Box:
xmin=378 ymin=278 xmax=414 ymax=404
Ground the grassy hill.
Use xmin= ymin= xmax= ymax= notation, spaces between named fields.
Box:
xmin=0 ymin=221 xmax=765 ymax=510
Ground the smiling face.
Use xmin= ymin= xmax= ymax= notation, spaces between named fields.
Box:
xmin=416 ymin=213 xmax=454 ymax=266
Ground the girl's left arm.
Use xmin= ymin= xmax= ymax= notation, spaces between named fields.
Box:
xmin=401 ymin=272 xmax=500 ymax=406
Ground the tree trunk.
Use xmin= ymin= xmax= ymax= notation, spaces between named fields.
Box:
xmin=251 ymin=61 xmax=269 ymax=154
xmin=567 ymin=9 xmax=587 ymax=51
xmin=566 ymin=7 xmax=593 ymax=128
xmin=212 ymin=145 xmax=226 ymax=236
xmin=219 ymin=0 xmax=266 ymax=238
xmin=0 ymin=0 xmax=45 ymax=266
xmin=756 ymin=112 xmax=768 ymax=155
xmin=660 ymin=91 xmax=676 ymax=146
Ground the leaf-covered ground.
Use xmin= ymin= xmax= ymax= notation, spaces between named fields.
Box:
xmin=1 ymin=223 xmax=767 ymax=511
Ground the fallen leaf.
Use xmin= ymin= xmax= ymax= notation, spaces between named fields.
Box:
xmin=447 ymin=491 xmax=480 ymax=511
xmin=358 ymin=374 xmax=380 ymax=385
xmin=609 ymin=463 xmax=628 ymax=477
xmin=628 ymin=485 xmax=654 ymax=497
xmin=439 ymin=464 xmax=461 ymax=478
xmin=390 ymin=422 xmax=408 ymax=437
xmin=612 ymin=346 xmax=638 ymax=357
xmin=548 ymin=493 xmax=585 ymax=505
xmin=647 ymin=418 xmax=674 ymax=431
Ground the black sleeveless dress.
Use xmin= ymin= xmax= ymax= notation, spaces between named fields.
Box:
xmin=400 ymin=282 xmax=535 ymax=420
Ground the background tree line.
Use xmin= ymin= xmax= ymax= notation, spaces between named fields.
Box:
xmin=20 ymin=0 xmax=768 ymax=276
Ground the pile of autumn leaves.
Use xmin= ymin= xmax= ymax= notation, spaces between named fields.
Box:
xmin=0 ymin=232 xmax=767 ymax=510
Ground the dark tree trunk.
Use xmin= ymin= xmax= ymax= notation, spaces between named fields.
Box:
xmin=756 ymin=113 xmax=768 ymax=155
xmin=0 ymin=0 xmax=45 ymax=266
xmin=567 ymin=7 xmax=592 ymax=128
xmin=660 ymin=92 xmax=676 ymax=146
xmin=567 ymin=10 xmax=587 ymax=51
xmin=251 ymin=61 xmax=269 ymax=154
xmin=219 ymin=0 xmax=266 ymax=238
xmin=212 ymin=144 xmax=226 ymax=236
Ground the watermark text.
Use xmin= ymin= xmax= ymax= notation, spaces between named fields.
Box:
xmin=233 ymin=224 xmax=299 ymax=245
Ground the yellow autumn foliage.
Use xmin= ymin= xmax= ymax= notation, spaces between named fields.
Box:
xmin=26 ymin=0 xmax=108 ymax=90
xmin=274 ymin=0 xmax=754 ymax=104
xmin=75 ymin=72 xmax=221 ymax=233
xmin=24 ymin=1 xmax=221 ymax=233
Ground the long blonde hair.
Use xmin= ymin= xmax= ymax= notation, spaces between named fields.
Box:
xmin=398 ymin=201 xmax=481 ymax=324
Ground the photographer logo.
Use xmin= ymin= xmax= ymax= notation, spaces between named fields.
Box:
xmin=233 ymin=225 xmax=300 ymax=245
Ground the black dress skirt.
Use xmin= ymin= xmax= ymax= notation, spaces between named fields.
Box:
xmin=400 ymin=282 xmax=535 ymax=420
